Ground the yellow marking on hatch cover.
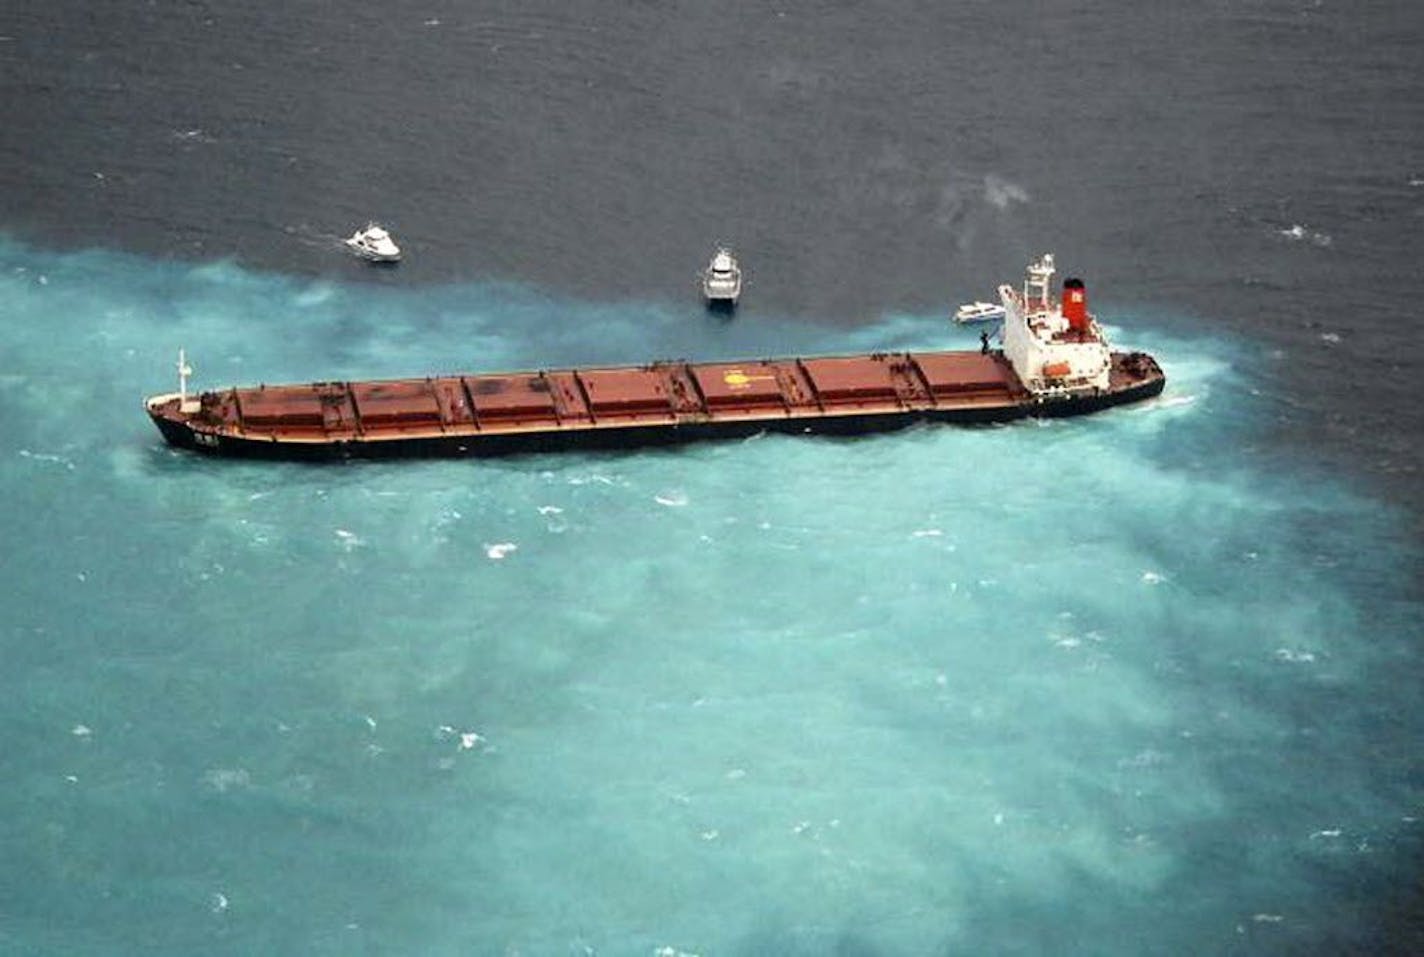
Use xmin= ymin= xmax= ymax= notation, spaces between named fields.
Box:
xmin=723 ymin=369 xmax=777 ymax=389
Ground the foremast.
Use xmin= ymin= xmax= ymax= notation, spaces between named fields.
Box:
xmin=998 ymin=254 xmax=1112 ymax=396
xmin=143 ymin=348 xmax=203 ymax=416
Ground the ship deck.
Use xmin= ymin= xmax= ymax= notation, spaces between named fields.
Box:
xmin=159 ymin=351 xmax=1033 ymax=446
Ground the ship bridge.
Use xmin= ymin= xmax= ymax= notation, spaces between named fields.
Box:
xmin=998 ymin=255 xmax=1112 ymax=395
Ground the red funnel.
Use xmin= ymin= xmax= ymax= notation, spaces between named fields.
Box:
xmin=1063 ymin=278 xmax=1088 ymax=332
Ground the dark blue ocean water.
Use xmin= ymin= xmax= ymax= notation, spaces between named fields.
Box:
xmin=2 ymin=2 xmax=1422 ymax=954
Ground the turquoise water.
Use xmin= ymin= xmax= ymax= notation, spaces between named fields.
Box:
xmin=2 ymin=241 xmax=1419 ymax=955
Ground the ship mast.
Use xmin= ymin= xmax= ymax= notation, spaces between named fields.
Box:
xmin=177 ymin=349 xmax=199 ymax=412
xmin=1024 ymin=254 xmax=1055 ymax=314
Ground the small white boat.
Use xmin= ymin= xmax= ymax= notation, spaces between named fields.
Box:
xmin=702 ymin=246 xmax=742 ymax=306
xmin=953 ymin=300 xmax=1006 ymax=324
xmin=345 ymin=223 xmax=402 ymax=263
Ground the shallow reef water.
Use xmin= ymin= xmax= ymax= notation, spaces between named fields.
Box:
xmin=0 ymin=242 xmax=1419 ymax=955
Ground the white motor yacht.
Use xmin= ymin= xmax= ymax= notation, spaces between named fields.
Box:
xmin=345 ymin=223 xmax=402 ymax=263
xmin=953 ymin=300 xmax=1007 ymax=324
xmin=702 ymin=247 xmax=742 ymax=306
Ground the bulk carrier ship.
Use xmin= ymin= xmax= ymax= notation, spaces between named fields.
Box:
xmin=144 ymin=255 xmax=1165 ymax=460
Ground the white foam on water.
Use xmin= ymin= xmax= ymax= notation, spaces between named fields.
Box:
xmin=18 ymin=449 xmax=75 ymax=470
xmin=293 ymin=281 xmax=335 ymax=307
xmin=334 ymin=528 xmax=364 ymax=550
xmin=1151 ymin=394 xmax=1197 ymax=409
xmin=1277 ymin=223 xmax=1333 ymax=247
xmin=202 ymin=769 xmax=251 ymax=793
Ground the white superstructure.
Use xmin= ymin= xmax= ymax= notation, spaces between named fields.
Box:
xmin=345 ymin=223 xmax=402 ymax=263
xmin=998 ymin=254 xmax=1112 ymax=395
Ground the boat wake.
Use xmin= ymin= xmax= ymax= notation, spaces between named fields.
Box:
xmin=282 ymin=222 xmax=349 ymax=252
